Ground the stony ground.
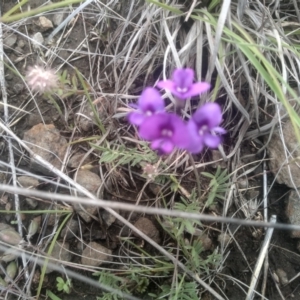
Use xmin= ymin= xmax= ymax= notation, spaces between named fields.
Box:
xmin=1 ymin=1 xmax=300 ymax=299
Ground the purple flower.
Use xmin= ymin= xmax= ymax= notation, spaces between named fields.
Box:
xmin=187 ymin=103 xmax=226 ymax=153
xmin=139 ymin=113 xmax=190 ymax=154
xmin=157 ymin=68 xmax=210 ymax=100
xmin=128 ymin=87 xmax=165 ymax=126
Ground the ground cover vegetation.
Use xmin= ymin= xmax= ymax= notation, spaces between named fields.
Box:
xmin=0 ymin=0 xmax=300 ymax=299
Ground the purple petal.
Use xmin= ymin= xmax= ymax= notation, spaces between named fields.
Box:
xmin=182 ymin=82 xmax=210 ymax=98
xmin=151 ymin=139 xmax=174 ymax=154
xmin=138 ymin=87 xmax=165 ymax=113
xmin=172 ymin=68 xmax=194 ymax=89
xmin=213 ymin=126 xmax=226 ymax=134
xmin=203 ymin=134 xmax=221 ymax=148
xmin=128 ymin=112 xmax=146 ymax=126
xmin=156 ymin=80 xmax=176 ymax=92
xmin=192 ymin=103 xmax=223 ymax=129
xmin=169 ymin=114 xmax=190 ymax=149
xmin=138 ymin=113 xmax=169 ymax=141
xmin=186 ymin=120 xmax=205 ymax=153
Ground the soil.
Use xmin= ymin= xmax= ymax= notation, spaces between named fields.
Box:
xmin=1 ymin=1 xmax=300 ymax=300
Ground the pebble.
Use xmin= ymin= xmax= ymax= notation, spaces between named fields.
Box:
xmin=23 ymin=123 xmax=67 ymax=175
xmin=275 ymin=268 xmax=289 ymax=285
xmin=44 ymin=241 xmax=72 ymax=274
xmin=133 ymin=217 xmax=160 ymax=243
xmin=73 ymin=170 xmax=102 ymax=222
xmin=81 ymin=242 xmax=112 ymax=267
xmin=18 ymin=176 xmax=39 ymax=188
xmin=60 ymin=219 xmax=79 ymax=240
xmin=31 ymin=32 xmax=44 ymax=50
xmin=4 ymin=34 xmax=17 ymax=49
xmin=52 ymin=9 xmax=67 ymax=27
xmin=38 ymin=16 xmax=53 ymax=31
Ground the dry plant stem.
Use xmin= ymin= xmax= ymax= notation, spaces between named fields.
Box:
xmin=0 ymin=122 xmax=224 ymax=300
xmin=0 ymin=2 xmax=30 ymax=291
xmin=246 ymin=215 xmax=277 ymax=300
xmin=1 ymin=182 xmax=300 ymax=232
xmin=261 ymin=159 xmax=269 ymax=298
xmin=0 ymin=243 xmax=140 ymax=300
xmin=46 ymin=0 xmax=95 ymax=44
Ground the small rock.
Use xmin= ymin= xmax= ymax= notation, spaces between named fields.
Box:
xmin=285 ymin=190 xmax=300 ymax=238
xmin=0 ymin=229 xmax=22 ymax=246
xmin=73 ymin=170 xmax=102 ymax=222
xmin=267 ymin=119 xmax=300 ymax=188
xmin=67 ymin=153 xmax=91 ymax=169
xmin=60 ymin=219 xmax=78 ymax=240
xmin=23 ymin=123 xmax=67 ymax=175
xmin=31 ymin=32 xmax=44 ymax=50
xmin=237 ymin=179 xmax=248 ymax=189
xmin=38 ymin=16 xmax=53 ymax=31
xmin=102 ymin=209 xmax=119 ymax=228
xmin=25 ymin=197 xmax=38 ymax=208
xmin=17 ymin=40 xmax=25 ymax=48
xmin=52 ymin=9 xmax=67 ymax=27
xmin=44 ymin=241 xmax=71 ymax=274
xmin=275 ymin=268 xmax=289 ymax=285
xmin=81 ymin=242 xmax=112 ymax=267
xmin=133 ymin=217 xmax=160 ymax=243
xmin=4 ymin=34 xmax=17 ymax=49
xmin=217 ymin=233 xmax=231 ymax=245
xmin=199 ymin=234 xmax=213 ymax=251
xmin=18 ymin=176 xmax=39 ymax=188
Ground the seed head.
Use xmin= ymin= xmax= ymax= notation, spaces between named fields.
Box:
xmin=25 ymin=65 xmax=58 ymax=94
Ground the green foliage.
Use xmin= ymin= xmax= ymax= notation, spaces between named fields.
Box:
xmin=149 ymin=274 xmax=199 ymax=300
xmin=201 ymin=166 xmax=230 ymax=207
xmin=46 ymin=289 xmax=62 ymax=300
xmin=94 ymin=271 xmax=129 ymax=300
xmin=92 ymin=142 xmax=157 ymax=168
xmin=1 ymin=0 xmax=83 ymax=23
xmin=56 ymin=277 xmax=72 ymax=294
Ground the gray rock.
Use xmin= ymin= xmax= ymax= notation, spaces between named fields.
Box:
xmin=267 ymin=120 xmax=300 ymax=188
xmin=52 ymin=9 xmax=67 ymax=27
xmin=44 ymin=241 xmax=72 ymax=274
xmin=60 ymin=219 xmax=78 ymax=240
xmin=102 ymin=209 xmax=118 ymax=228
xmin=17 ymin=40 xmax=25 ymax=48
xmin=23 ymin=123 xmax=67 ymax=175
xmin=133 ymin=217 xmax=160 ymax=243
xmin=18 ymin=176 xmax=39 ymax=188
xmin=275 ymin=268 xmax=289 ymax=285
xmin=67 ymin=153 xmax=91 ymax=169
xmin=31 ymin=32 xmax=44 ymax=50
xmin=4 ymin=34 xmax=17 ymax=49
xmin=73 ymin=170 xmax=102 ymax=222
xmin=25 ymin=197 xmax=38 ymax=208
xmin=38 ymin=16 xmax=53 ymax=31
xmin=81 ymin=242 xmax=112 ymax=267
xmin=285 ymin=189 xmax=300 ymax=238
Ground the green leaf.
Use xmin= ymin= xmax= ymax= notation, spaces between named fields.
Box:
xmin=46 ymin=290 xmax=62 ymax=300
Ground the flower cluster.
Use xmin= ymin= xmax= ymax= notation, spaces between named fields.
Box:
xmin=25 ymin=65 xmax=58 ymax=94
xmin=128 ymin=68 xmax=226 ymax=155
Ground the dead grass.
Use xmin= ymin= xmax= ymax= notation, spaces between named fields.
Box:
xmin=0 ymin=0 xmax=300 ymax=299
